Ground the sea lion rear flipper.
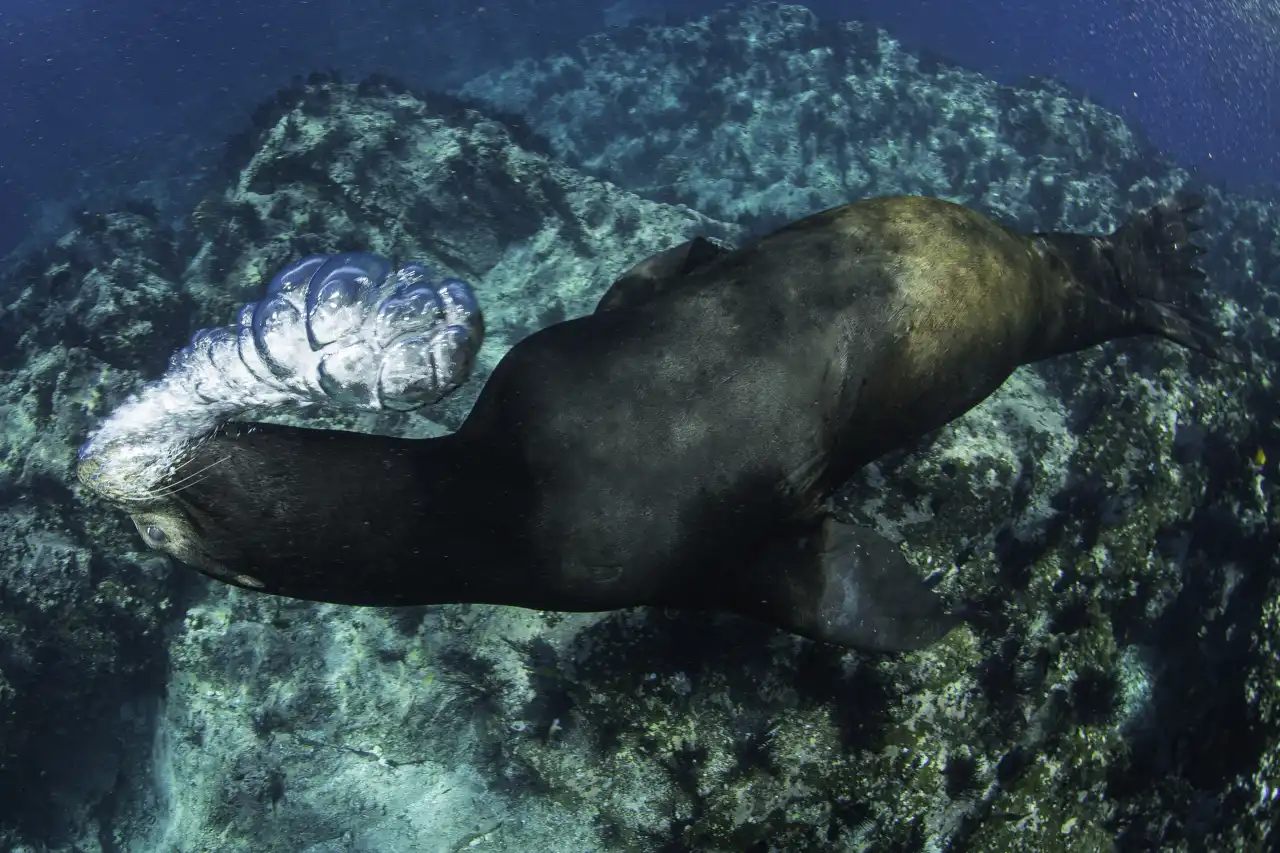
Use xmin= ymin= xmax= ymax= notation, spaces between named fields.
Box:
xmin=1034 ymin=193 xmax=1242 ymax=363
xmin=594 ymin=237 xmax=733 ymax=313
xmin=1108 ymin=193 xmax=1243 ymax=362
xmin=746 ymin=520 xmax=963 ymax=652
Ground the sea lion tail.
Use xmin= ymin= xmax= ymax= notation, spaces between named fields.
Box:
xmin=1108 ymin=193 xmax=1242 ymax=363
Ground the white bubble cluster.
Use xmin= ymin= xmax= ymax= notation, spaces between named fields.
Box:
xmin=77 ymin=253 xmax=484 ymax=504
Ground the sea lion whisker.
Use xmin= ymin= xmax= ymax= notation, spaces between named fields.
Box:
xmin=162 ymin=456 xmax=231 ymax=496
xmin=140 ymin=475 xmax=212 ymax=503
xmin=150 ymin=454 xmax=233 ymax=498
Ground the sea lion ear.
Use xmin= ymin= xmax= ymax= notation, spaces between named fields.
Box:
xmin=595 ymin=236 xmax=733 ymax=313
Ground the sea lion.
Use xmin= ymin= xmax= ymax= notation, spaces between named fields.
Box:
xmin=77 ymin=193 xmax=1237 ymax=651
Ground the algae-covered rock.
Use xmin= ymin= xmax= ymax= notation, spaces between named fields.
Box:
xmin=0 ymin=206 xmax=181 ymax=843
xmin=461 ymin=3 xmax=1169 ymax=236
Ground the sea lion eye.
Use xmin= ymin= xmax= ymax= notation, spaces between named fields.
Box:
xmin=144 ymin=524 xmax=167 ymax=546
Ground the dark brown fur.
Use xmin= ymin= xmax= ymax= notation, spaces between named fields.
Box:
xmin=112 ymin=194 xmax=1235 ymax=650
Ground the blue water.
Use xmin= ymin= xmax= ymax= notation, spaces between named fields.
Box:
xmin=1 ymin=0 xmax=1276 ymax=257
xmin=856 ymin=0 xmax=1278 ymax=185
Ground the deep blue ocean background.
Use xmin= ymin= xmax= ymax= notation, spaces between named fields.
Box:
xmin=1 ymin=0 xmax=1276 ymax=257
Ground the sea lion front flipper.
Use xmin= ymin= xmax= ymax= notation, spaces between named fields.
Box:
xmin=594 ymin=236 xmax=732 ymax=313
xmin=744 ymin=519 xmax=963 ymax=652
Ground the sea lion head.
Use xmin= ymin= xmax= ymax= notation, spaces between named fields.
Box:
xmin=76 ymin=429 xmax=271 ymax=590
xmin=130 ymin=501 xmax=256 ymax=585
xmin=80 ymin=414 xmax=463 ymax=604
xmin=77 ymin=253 xmax=487 ymax=594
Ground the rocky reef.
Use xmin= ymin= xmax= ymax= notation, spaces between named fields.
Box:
xmin=0 ymin=3 xmax=1277 ymax=852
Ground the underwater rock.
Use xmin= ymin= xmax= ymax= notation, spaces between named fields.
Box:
xmin=0 ymin=208 xmax=188 ymax=374
xmin=0 ymin=207 xmax=181 ymax=844
xmin=461 ymin=3 xmax=1172 ymax=238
